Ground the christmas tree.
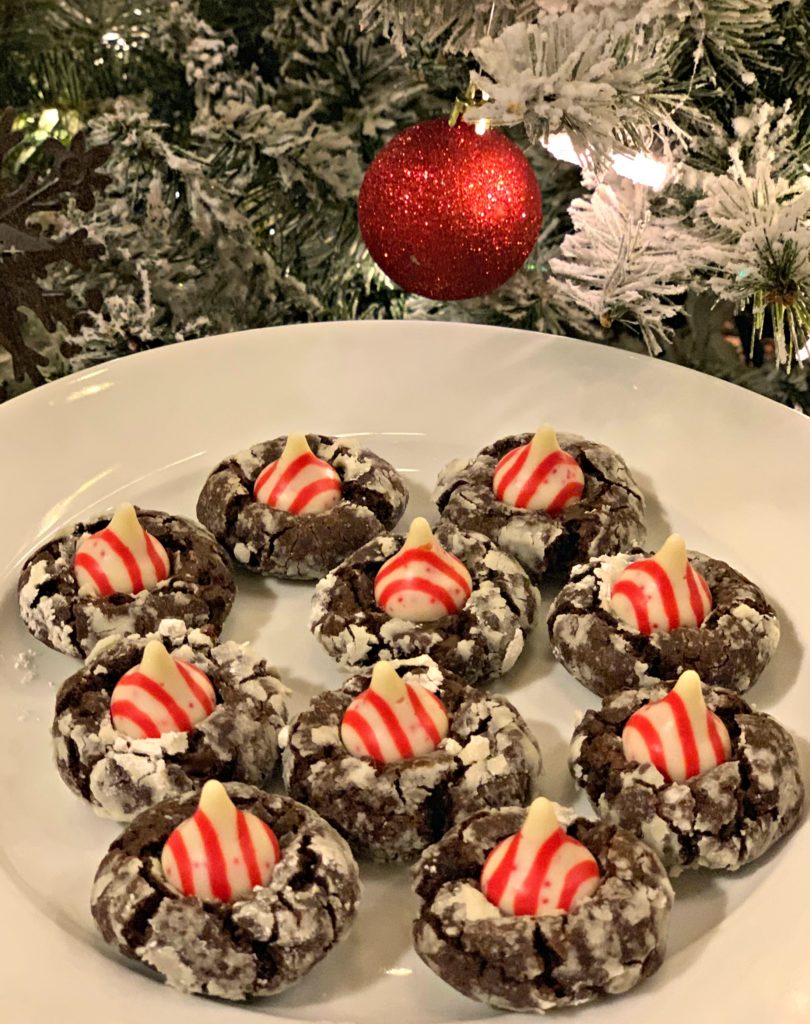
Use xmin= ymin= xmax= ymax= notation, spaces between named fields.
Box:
xmin=1 ymin=0 xmax=809 ymax=409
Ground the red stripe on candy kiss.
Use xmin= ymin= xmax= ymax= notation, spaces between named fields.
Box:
xmin=376 ymin=576 xmax=459 ymax=615
xmin=236 ymin=807 xmax=263 ymax=889
xmin=706 ymin=711 xmax=728 ymax=763
xmin=685 ymin=564 xmax=708 ymax=624
xmin=165 ymin=829 xmax=195 ymax=896
xmin=374 ymin=548 xmax=471 ymax=597
xmin=364 ymin=688 xmax=414 ymax=759
xmin=289 ymin=476 xmax=341 ymax=514
xmin=514 ymin=450 xmax=569 ymax=508
xmin=341 ymin=708 xmax=385 ymax=762
xmin=546 ymin=478 xmax=584 ymax=515
xmin=629 ymin=560 xmax=680 ymax=630
xmin=557 ymin=858 xmax=600 ymax=913
xmin=253 ymin=459 xmax=277 ymax=497
xmin=513 ymin=829 xmax=566 ymax=916
xmin=268 ymin=452 xmax=318 ymax=506
xmin=611 ymin=578 xmax=652 ymax=634
xmin=494 ymin=445 xmax=530 ymax=499
xmin=100 ymin=529 xmax=145 ymax=593
xmin=406 ymin=684 xmax=441 ymax=746
xmin=194 ymin=809 xmax=232 ymax=902
xmin=481 ymin=833 xmax=520 ymax=906
xmin=623 ymin=713 xmax=670 ymax=780
xmin=121 ymin=672 xmax=194 ymax=731
xmin=668 ymin=690 xmax=700 ymax=778
xmin=175 ymin=662 xmax=216 ymax=715
xmin=145 ymin=532 xmax=168 ymax=579
xmin=73 ymin=552 xmax=114 ymax=597
xmin=108 ymin=698 xmax=161 ymax=739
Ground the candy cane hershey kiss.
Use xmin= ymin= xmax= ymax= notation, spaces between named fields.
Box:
xmin=74 ymin=503 xmax=170 ymax=597
xmin=340 ymin=662 xmax=449 ymax=764
xmin=622 ymin=670 xmax=732 ymax=783
xmin=493 ymin=426 xmax=585 ymax=513
xmin=374 ymin=518 xmax=472 ymax=621
xmin=161 ymin=781 xmax=280 ymax=902
xmin=254 ymin=434 xmax=342 ymax=514
xmin=481 ymin=798 xmax=600 ymax=917
xmin=611 ymin=534 xmax=712 ymax=635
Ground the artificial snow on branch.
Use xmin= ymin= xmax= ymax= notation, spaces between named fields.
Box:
xmin=0 ymin=108 xmax=110 ymax=384
xmin=469 ymin=11 xmax=694 ymax=170
xmin=549 ymin=179 xmax=692 ymax=354
xmin=691 ymin=102 xmax=810 ymax=366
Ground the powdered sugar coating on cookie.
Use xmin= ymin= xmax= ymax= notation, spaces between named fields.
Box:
xmin=570 ymin=682 xmax=804 ymax=874
xmin=548 ymin=549 xmax=780 ymax=696
xmin=283 ymin=657 xmax=541 ymax=861
xmin=434 ymin=432 xmax=645 ymax=582
xmin=91 ymin=786 xmax=360 ymax=1000
xmin=53 ymin=619 xmax=288 ymax=822
xmin=310 ymin=525 xmax=539 ymax=686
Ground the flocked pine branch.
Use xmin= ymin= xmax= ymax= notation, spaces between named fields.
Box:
xmin=468 ymin=11 xmax=695 ymax=169
xmin=549 ymin=179 xmax=692 ymax=354
xmin=690 ymin=102 xmax=810 ymax=366
xmin=356 ymin=0 xmax=542 ymax=57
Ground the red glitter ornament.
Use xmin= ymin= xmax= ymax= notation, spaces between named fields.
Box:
xmin=358 ymin=119 xmax=542 ymax=301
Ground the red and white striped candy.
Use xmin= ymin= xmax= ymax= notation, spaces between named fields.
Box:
xmin=611 ymin=534 xmax=712 ymax=635
xmin=161 ymin=780 xmax=280 ymax=902
xmin=622 ymin=670 xmax=732 ymax=783
xmin=253 ymin=433 xmax=342 ymax=514
xmin=481 ymin=798 xmax=600 ymax=917
xmin=340 ymin=662 xmax=449 ymax=764
xmin=110 ymin=640 xmax=216 ymax=739
xmin=492 ymin=426 xmax=585 ymax=513
xmin=374 ymin=518 xmax=472 ymax=622
xmin=74 ymin=503 xmax=170 ymax=598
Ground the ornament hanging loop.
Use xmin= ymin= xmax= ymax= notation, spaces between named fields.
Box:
xmin=448 ymin=83 xmax=490 ymax=128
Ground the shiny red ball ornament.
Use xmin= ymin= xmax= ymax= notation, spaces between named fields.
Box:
xmin=358 ymin=119 xmax=543 ymax=301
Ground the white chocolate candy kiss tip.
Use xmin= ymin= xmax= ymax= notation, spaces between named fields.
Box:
xmin=340 ymin=662 xmax=449 ymax=763
xmin=481 ymin=797 xmax=599 ymax=917
xmin=73 ymin=503 xmax=170 ymax=598
xmin=254 ymin=433 xmax=342 ymax=514
xmin=374 ymin=519 xmax=472 ymax=622
xmin=611 ymin=534 xmax=712 ymax=635
xmin=161 ymin=780 xmax=280 ymax=902
xmin=493 ymin=425 xmax=584 ymax=513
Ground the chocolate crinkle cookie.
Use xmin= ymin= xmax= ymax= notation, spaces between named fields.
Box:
xmin=412 ymin=806 xmax=673 ymax=1013
xmin=91 ymin=784 xmax=361 ymax=1001
xmin=196 ymin=433 xmax=408 ymax=579
xmin=548 ymin=550 xmax=780 ymax=696
xmin=309 ymin=525 xmax=539 ymax=685
xmin=570 ymin=683 xmax=804 ymax=874
xmin=53 ymin=619 xmax=288 ymax=821
xmin=282 ymin=657 xmax=541 ymax=862
xmin=18 ymin=507 xmax=235 ymax=657
xmin=434 ymin=432 xmax=645 ymax=583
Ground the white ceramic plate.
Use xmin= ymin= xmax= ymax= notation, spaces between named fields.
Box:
xmin=0 ymin=321 xmax=808 ymax=1024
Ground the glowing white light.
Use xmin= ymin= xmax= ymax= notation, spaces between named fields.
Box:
xmin=475 ymin=119 xmax=488 ymax=136
xmin=542 ymin=132 xmax=671 ymax=190
xmin=39 ymin=108 xmax=59 ymax=131
xmin=102 ymin=30 xmax=130 ymax=51
xmin=544 ymin=132 xmax=583 ymax=166
xmin=611 ymin=151 xmax=670 ymax=190
xmin=797 ymin=339 xmax=810 ymax=362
